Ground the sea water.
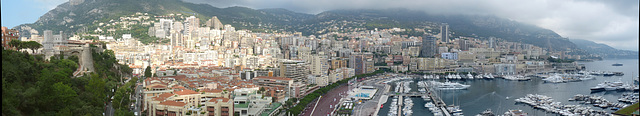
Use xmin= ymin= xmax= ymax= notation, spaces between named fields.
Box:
xmin=378 ymin=59 xmax=639 ymax=116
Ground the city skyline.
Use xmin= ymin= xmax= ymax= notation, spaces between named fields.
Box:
xmin=4 ymin=0 xmax=636 ymax=51
xmin=3 ymin=0 xmax=638 ymax=115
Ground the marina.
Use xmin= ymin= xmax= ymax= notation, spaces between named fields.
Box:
xmin=377 ymin=59 xmax=638 ymax=116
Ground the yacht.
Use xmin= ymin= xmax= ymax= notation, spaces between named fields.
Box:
xmin=476 ymin=109 xmax=495 ymax=116
xmin=504 ymin=75 xmax=531 ymax=81
xmin=447 ymin=105 xmax=463 ymax=113
xmin=425 ymin=102 xmax=435 ymax=108
xmin=542 ymin=74 xmax=566 ymax=83
xmin=579 ymin=75 xmax=595 ymax=80
xmin=590 ymin=83 xmax=607 ymax=92
xmin=467 ymin=73 xmax=474 ymax=79
xmin=431 ymin=81 xmax=471 ymax=90
xmin=504 ymin=109 xmax=527 ymax=116
xmin=612 ymin=63 xmax=623 ymax=66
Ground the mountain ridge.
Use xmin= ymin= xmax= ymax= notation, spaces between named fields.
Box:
xmin=11 ymin=0 xmax=619 ymax=57
xmin=569 ymin=39 xmax=638 ymax=59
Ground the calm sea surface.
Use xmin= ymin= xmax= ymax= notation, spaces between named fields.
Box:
xmin=378 ymin=59 xmax=639 ymax=116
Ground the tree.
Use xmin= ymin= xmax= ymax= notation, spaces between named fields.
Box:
xmin=24 ymin=41 xmax=42 ymax=53
xmin=53 ymin=82 xmax=78 ymax=106
xmin=9 ymin=39 xmax=24 ymax=50
xmin=86 ymin=75 xmax=106 ymax=106
xmin=144 ymin=66 xmax=152 ymax=77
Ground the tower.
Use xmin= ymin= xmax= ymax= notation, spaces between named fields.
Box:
xmin=440 ymin=23 xmax=449 ymax=43
xmin=421 ymin=35 xmax=437 ymax=58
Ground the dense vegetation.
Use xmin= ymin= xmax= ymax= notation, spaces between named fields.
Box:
xmin=2 ymin=45 xmax=135 ymax=115
xmin=285 ymin=69 xmax=390 ymax=116
xmin=547 ymin=56 xmax=575 ymax=63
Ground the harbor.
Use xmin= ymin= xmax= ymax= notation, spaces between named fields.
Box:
xmin=375 ymin=59 xmax=638 ymax=116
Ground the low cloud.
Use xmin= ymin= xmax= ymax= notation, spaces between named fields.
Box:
xmin=184 ymin=0 xmax=639 ymax=51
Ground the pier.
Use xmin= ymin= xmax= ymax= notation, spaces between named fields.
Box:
xmin=387 ymin=82 xmax=452 ymax=116
xmin=424 ymin=84 xmax=451 ymax=116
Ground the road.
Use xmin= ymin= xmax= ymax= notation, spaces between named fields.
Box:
xmin=300 ymin=83 xmax=350 ymax=116
xmin=133 ymin=79 xmax=143 ymax=115
xmin=106 ymin=99 xmax=114 ymax=116
xmin=353 ymin=73 xmax=392 ymax=116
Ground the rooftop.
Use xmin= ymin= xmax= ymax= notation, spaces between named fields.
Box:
xmin=174 ymin=89 xmax=199 ymax=95
xmin=209 ymin=97 xmax=231 ymax=103
xmin=159 ymin=100 xmax=187 ymax=107
xmin=234 ymin=103 xmax=249 ymax=108
xmin=253 ymin=76 xmax=292 ymax=81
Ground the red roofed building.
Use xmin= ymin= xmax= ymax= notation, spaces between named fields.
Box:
xmin=146 ymin=87 xmax=233 ymax=116
xmin=205 ymin=97 xmax=233 ymax=116
xmin=252 ymin=76 xmax=293 ymax=101
xmin=155 ymin=100 xmax=188 ymax=116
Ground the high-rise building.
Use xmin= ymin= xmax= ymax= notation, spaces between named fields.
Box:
xmin=279 ymin=59 xmax=309 ymax=83
xmin=489 ymin=37 xmax=496 ymax=48
xmin=349 ymin=52 xmax=374 ymax=75
xmin=421 ymin=35 xmax=437 ymax=58
xmin=153 ymin=19 xmax=173 ymax=38
xmin=206 ymin=16 xmax=223 ymax=30
xmin=310 ymin=54 xmax=329 ymax=76
xmin=440 ymin=23 xmax=449 ymax=43
xmin=459 ymin=39 xmax=469 ymax=51
xmin=184 ymin=16 xmax=200 ymax=37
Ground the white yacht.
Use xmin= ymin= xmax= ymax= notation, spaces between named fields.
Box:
xmin=431 ymin=81 xmax=471 ymax=90
xmin=504 ymin=109 xmax=527 ymax=116
xmin=542 ymin=74 xmax=566 ymax=83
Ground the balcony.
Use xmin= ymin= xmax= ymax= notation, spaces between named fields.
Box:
xmin=168 ymin=111 xmax=177 ymax=116
xmin=207 ymin=107 xmax=215 ymax=112
xmin=156 ymin=111 xmax=165 ymax=115
xmin=221 ymin=108 xmax=229 ymax=112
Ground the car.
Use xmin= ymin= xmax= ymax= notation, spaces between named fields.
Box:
xmin=111 ymin=96 xmax=114 ymax=100
xmin=134 ymin=112 xmax=138 ymax=116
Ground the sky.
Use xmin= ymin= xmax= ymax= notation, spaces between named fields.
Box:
xmin=1 ymin=0 xmax=638 ymax=51
xmin=1 ymin=0 xmax=68 ymax=28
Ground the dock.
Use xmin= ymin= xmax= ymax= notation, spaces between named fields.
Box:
xmin=398 ymin=95 xmax=403 ymax=116
xmin=387 ymin=82 xmax=452 ymax=116
xmin=425 ymin=84 xmax=451 ymax=116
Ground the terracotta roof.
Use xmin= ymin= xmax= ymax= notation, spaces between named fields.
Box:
xmin=158 ymin=93 xmax=174 ymax=99
xmin=159 ymin=100 xmax=187 ymax=107
xmin=152 ymin=96 xmax=166 ymax=101
xmin=253 ymin=76 xmax=292 ymax=81
xmin=201 ymin=89 xmax=223 ymax=93
xmin=150 ymin=85 xmax=167 ymax=89
xmin=209 ymin=97 xmax=230 ymax=103
xmin=174 ymin=89 xmax=199 ymax=95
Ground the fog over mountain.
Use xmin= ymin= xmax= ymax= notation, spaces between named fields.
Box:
xmin=184 ymin=0 xmax=639 ymax=51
